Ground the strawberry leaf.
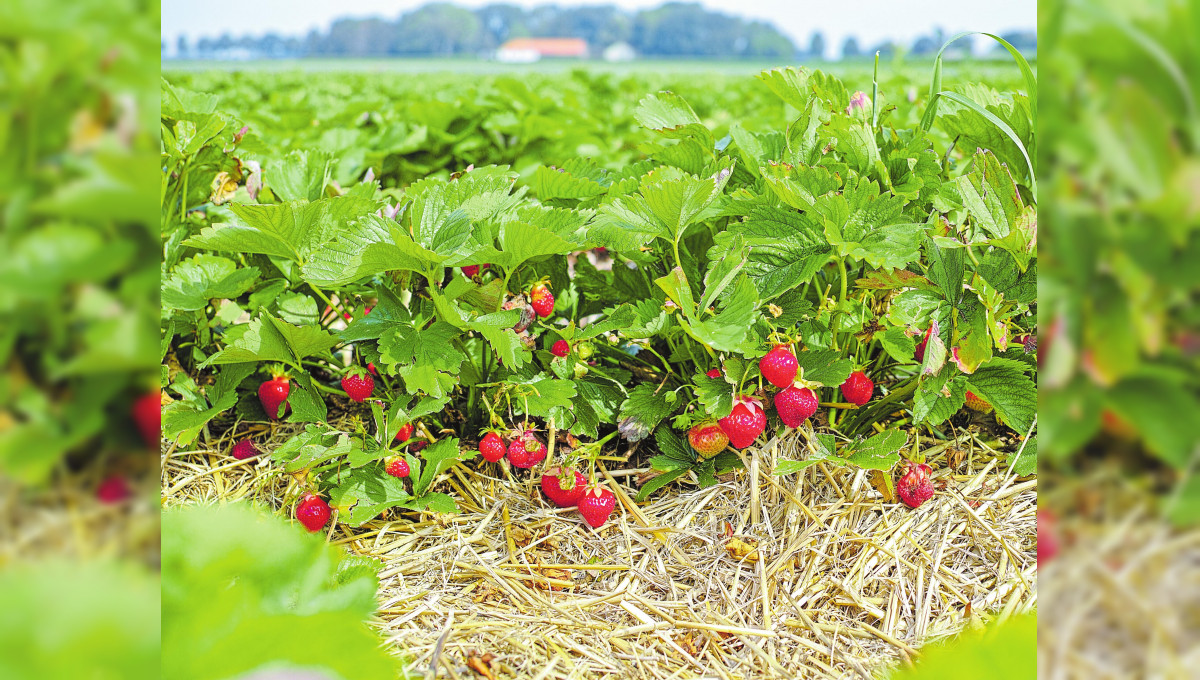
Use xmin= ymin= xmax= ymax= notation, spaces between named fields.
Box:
xmin=842 ymin=429 xmax=908 ymax=470
xmin=161 ymin=254 xmax=259 ymax=311
xmin=795 ymin=350 xmax=853 ymax=387
xmin=965 ymin=358 xmax=1036 ymax=434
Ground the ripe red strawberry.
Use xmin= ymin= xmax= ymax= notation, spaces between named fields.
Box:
xmin=131 ymin=391 xmax=161 ymax=449
xmin=964 ymin=391 xmax=993 ymax=413
xmin=96 ymin=475 xmax=132 ymax=504
xmin=394 ymin=422 xmax=414 ymax=443
xmin=688 ymin=420 xmax=729 ymax=459
xmin=385 ymin=457 xmax=410 ymax=478
xmin=530 ymin=283 xmax=555 ymax=318
xmin=409 ymin=440 xmax=428 ymax=453
xmin=840 ymin=371 xmax=874 ymax=406
xmin=341 ymin=370 xmax=374 ymax=402
xmin=541 ymin=467 xmax=587 ymax=507
xmin=706 ymin=368 xmax=722 ymax=379
xmin=896 ymin=461 xmax=934 ymax=509
xmin=507 ymin=431 xmax=547 ymax=468
xmin=258 ymin=375 xmax=291 ymax=420
xmin=551 ymin=339 xmax=570 ymax=357
xmin=1037 ymin=510 xmax=1060 ymax=566
xmin=775 ymin=386 xmax=818 ymax=428
xmin=367 ymin=362 xmax=378 ymax=375
xmin=718 ymin=396 xmax=767 ymax=449
xmin=479 ymin=432 xmax=506 ymax=462
xmin=577 ymin=484 xmax=617 ymax=528
xmin=759 ymin=344 xmax=798 ymax=388
xmin=231 ymin=439 xmax=260 ymax=460
xmin=295 ymin=492 xmax=332 ymax=532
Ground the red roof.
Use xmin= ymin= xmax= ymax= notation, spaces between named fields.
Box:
xmin=499 ymin=38 xmax=588 ymax=57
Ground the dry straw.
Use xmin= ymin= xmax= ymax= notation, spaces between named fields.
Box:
xmin=162 ymin=418 xmax=1036 ymax=679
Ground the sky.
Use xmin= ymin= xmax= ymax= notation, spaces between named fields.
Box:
xmin=161 ymin=0 xmax=1036 ymax=58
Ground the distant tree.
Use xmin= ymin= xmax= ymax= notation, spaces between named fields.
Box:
xmin=476 ymin=4 xmax=528 ymax=48
xmin=912 ymin=34 xmax=938 ymax=56
xmin=393 ymin=3 xmax=483 ymax=56
xmin=841 ymin=36 xmax=860 ymax=59
xmin=997 ymin=30 xmax=1036 ymax=52
xmin=808 ymin=31 xmax=825 ymax=60
xmin=175 ymin=35 xmax=189 ymax=59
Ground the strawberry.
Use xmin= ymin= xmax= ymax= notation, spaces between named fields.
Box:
xmin=530 ymin=283 xmax=555 ymax=318
xmin=706 ymin=368 xmax=722 ymax=379
xmin=341 ymin=369 xmax=374 ymax=402
xmin=551 ymin=339 xmax=570 ymax=357
xmin=231 ymin=439 xmax=260 ymax=460
xmin=409 ymin=440 xmax=428 ymax=453
xmin=132 ymin=391 xmax=161 ymax=449
xmin=462 ymin=264 xmax=481 ymax=278
xmin=774 ymin=386 xmax=818 ymax=428
xmin=840 ymin=371 xmax=874 ymax=406
xmin=96 ymin=475 xmax=132 ymax=504
xmin=718 ymin=396 xmax=767 ymax=449
xmin=759 ymin=344 xmax=798 ymax=388
xmin=507 ymin=431 xmax=547 ymax=468
xmin=367 ymin=362 xmax=378 ymax=375
xmin=964 ymin=391 xmax=993 ymax=413
xmin=479 ymin=432 xmax=507 ymax=462
xmin=541 ymin=467 xmax=587 ymax=507
xmin=577 ymin=484 xmax=617 ymax=528
xmin=394 ymin=422 xmax=414 ymax=444
xmin=295 ymin=492 xmax=332 ymax=533
xmin=688 ymin=420 xmax=729 ymax=459
xmin=258 ymin=375 xmax=291 ymax=420
xmin=1037 ymin=510 xmax=1060 ymax=566
xmin=385 ymin=457 xmax=410 ymax=478
xmin=896 ymin=461 xmax=934 ymax=509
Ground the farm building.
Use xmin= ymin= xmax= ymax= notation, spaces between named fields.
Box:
xmin=496 ymin=37 xmax=589 ymax=63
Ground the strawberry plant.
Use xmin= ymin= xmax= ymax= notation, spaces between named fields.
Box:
xmin=162 ymin=47 xmax=1036 ymax=530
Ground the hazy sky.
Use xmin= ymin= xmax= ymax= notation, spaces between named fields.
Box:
xmin=162 ymin=0 xmax=1036 ymax=57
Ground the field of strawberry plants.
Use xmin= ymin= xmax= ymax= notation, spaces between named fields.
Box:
xmin=162 ymin=45 xmax=1037 ymax=678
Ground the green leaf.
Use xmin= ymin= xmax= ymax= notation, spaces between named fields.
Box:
xmin=413 ymin=437 xmax=474 ymax=497
xmin=380 ymin=321 xmax=465 ymax=399
xmin=890 ymin=614 xmax=1036 ymax=680
xmin=1104 ymin=377 xmax=1200 ymax=468
xmin=957 ymin=150 xmax=1028 ymax=240
xmin=509 ymin=375 xmax=578 ymax=418
xmin=880 ymin=326 xmax=917 ymax=363
xmin=814 ymin=178 xmax=923 ymax=271
xmin=965 ymin=358 xmax=1036 ymax=434
xmin=162 ymin=255 xmax=259 ymax=312
xmin=618 ymin=383 xmax=676 ymax=442
xmin=204 ymin=314 xmax=335 ymax=368
xmin=635 ymin=91 xmax=713 ymax=146
xmin=162 ymin=504 xmax=398 ymax=680
xmin=842 ymin=429 xmax=908 ymax=470
xmin=695 ymin=372 xmax=735 ymax=419
xmin=795 ymin=350 xmax=853 ymax=387
xmin=1007 ymin=437 xmax=1037 ymax=477
xmin=913 ymin=366 xmax=968 ymax=427
xmin=718 ymin=203 xmax=831 ymax=300
xmin=187 ymin=197 xmax=374 ymax=262
xmin=302 ymin=213 xmax=447 ymax=286
xmin=270 ymin=149 xmax=333 ymax=201
xmin=689 ymin=278 xmax=758 ymax=353
xmin=636 ymin=468 xmax=689 ymax=501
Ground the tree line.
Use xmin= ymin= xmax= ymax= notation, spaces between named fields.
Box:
xmin=169 ymin=1 xmax=1036 ymax=61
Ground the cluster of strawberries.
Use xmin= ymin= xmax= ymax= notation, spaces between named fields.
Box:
xmin=478 ymin=431 xmax=617 ymax=528
xmin=687 ymin=345 xmax=876 ymax=460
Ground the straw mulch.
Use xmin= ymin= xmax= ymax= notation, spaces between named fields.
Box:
xmin=1038 ymin=477 xmax=1200 ymax=679
xmin=1 ymin=461 xmax=159 ymax=566
xmin=162 ymin=421 xmax=1037 ymax=679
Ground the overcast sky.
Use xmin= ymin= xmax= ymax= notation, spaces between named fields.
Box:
xmin=162 ymin=0 xmax=1035 ymax=57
